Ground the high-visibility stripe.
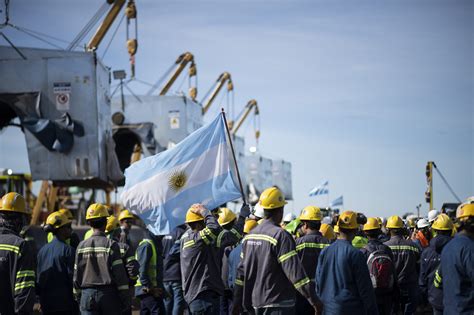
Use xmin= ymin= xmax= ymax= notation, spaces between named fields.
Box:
xmin=183 ymin=240 xmax=195 ymax=249
xmin=278 ymin=250 xmax=297 ymax=263
xmin=235 ymin=279 xmax=243 ymax=286
xmin=14 ymin=280 xmax=35 ymax=291
xmin=112 ymin=259 xmax=122 ymax=266
xmin=135 ymin=239 xmax=158 ymax=287
xmin=434 ymin=269 xmax=442 ymax=288
xmin=388 ymin=245 xmax=419 ymax=253
xmin=296 ymin=242 xmax=329 ymax=251
xmin=202 ymin=227 xmax=216 ymax=240
xmin=230 ymin=228 xmax=242 ymax=239
xmin=294 ymin=277 xmax=310 ymax=289
xmin=240 ymin=252 xmax=244 ymax=259
xmin=120 ymin=248 xmax=125 ymax=254
xmin=16 ymin=270 xmax=35 ymax=278
xmin=0 ymin=244 xmax=20 ymax=255
xmin=217 ymin=231 xmax=226 ymax=248
xmin=77 ymin=247 xmax=111 ymax=254
xmin=73 ymin=288 xmax=81 ymax=294
xmin=126 ymin=256 xmax=136 ymax=263
xmin=118 ymin=285 xmax=129 ymax=291
xmin=198 ymin=231 xmax=210 ymax=245
xmin=243 ymin=234 xmax=278 ymax=246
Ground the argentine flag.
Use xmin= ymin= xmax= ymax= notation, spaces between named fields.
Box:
xmin=121 ymin=114 xmax=242 ymax=235
xmin=330 ymin=195 xmax=344 ymax=207
xmin=309 ymin=180 xmax=329 ymax=197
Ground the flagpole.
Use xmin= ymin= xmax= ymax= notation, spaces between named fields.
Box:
xmin=221 ymin=108 xmax=247 ymax=205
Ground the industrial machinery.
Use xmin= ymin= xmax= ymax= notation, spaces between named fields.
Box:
xmin=201 ymin=72 xmax=233 ymax=115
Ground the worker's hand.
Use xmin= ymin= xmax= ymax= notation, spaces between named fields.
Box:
xmin=189 ymin=203 xmax=209 ymax=217
xmin=239 ymin=203 xmax=251 ymax=218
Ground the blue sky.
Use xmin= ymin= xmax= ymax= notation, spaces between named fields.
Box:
xmin=0 ymin=0 xmax=472 ymax=218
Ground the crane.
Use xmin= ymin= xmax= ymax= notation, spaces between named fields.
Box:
xmin=229 ymin=99 xmax=260 ymax=141
xmin=146 ymin=52 xmax=197 ymax=100
xmin=201 ymin=72 xmax=233 ymax=115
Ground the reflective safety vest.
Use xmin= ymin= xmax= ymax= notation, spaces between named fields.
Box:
xmin=83 ymin=229 xmax=93 ymax=240
xmin=352 ymin=236 xmax=368 ymax=249
xmin=135 ymin=239 xmax=157 ymax=287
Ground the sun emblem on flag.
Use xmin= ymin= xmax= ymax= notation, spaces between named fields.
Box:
xmin=168 ymin=169 xmax=187 ymax=192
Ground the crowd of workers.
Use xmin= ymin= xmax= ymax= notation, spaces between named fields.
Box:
xmin=0 ymin=187 xmax=473 ymax=315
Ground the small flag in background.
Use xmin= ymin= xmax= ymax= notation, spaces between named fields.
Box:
xmin=330 ymin=195 xmax=344 ymax=207
xmin=121 ymin=114 xmax=242 ymax=235
xmin=309 ymin=180 xmax=329 ymax=197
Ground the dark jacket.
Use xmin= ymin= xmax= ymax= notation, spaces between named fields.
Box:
xmin=440 ymin=233 xmax=474 ymax=315
xmin=180 ymin=213 xmax=223 ymax=303
xmin=295 ymin=231 xmax=329 ymax=279
xmin=384 ymin=235 xmax=420 ymax=286
xmin=0 ymin=227 xmax=36 ymax=315
xmin=234 ymin=219 xmax=316 ymax=310
xmin=37 ymin=237 xmax=76 ymax=312
xmin=316 ymin=239 xmax=378 ymax=315
xmin=418 ymin=234 xmax=451 ymax=311
xmin=162 ymin=224 xmax=187 ymax=282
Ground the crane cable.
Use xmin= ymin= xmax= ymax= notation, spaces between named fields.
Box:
xmin=101 ymin=12 xmax=125 ymax=59
xmin=1 ymin=0 xmax=9 ymax=28
xmin=432 ymin=163 xmax=462 ymax=202
xmin=67 ymin=2 xmax=109 ymax=51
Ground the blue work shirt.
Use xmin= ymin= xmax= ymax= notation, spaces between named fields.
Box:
xmin=440 ymin=233 xmax=474 ymax=315
xmin=316 ymin=239 xmax=378 ymax=315
xmin=36 ymin=237 xmax=76 ymax=313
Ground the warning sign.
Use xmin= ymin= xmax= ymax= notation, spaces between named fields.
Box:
xmin=53 ymin=82 xmax=71 ymax=111
xmin=169 ymin=110 xmax=180 ymax=129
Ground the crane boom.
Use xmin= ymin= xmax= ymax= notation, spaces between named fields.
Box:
xmin=159 ymin=52 xmax=195 ymax=96
xmin=202 ymin=72 xmax=233 ymax=114
xmin=87 ymin=0 xmax=126 ymax=51
xmin=230 ymin=99 xmax=259 ymax=135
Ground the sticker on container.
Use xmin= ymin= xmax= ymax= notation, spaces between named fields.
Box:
xmin=53 ymin=82 xmax=71 ymax=111
xmin=169 ymin=110 xmax=180 ymax=129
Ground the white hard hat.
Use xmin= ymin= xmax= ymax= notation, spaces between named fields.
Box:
xmin=427 ymin=209 xmax=439 ymax=223
xmin=465 ymin=196 xmax=474 ymax=204
xmin=322 ymin=216 xmax=332 ymax=225
xmin=253 ymin=203 xmax=265 ymax=218
xmin=283 ymin=213 xmax=296 ymax=223
xmin=417 ymin=218 xmax=430 ymax=229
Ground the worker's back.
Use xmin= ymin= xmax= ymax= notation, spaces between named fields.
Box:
xmin=384 ymin=235 xmax=419 ymax=286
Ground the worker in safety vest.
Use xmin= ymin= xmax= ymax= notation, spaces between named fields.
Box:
xmin=217 ymin=206 xmax=249 ymax=314
xmin=106 ymin=215 xmax=139 ymax=315
xmin=295 ymin=205 xmax=330 ymax=314
xmin=180 ymin=203 xmax=225 ymax=314
xmin=384 ymin=215 xmax=420 ymax=315
xmin=118 ymin=209 xmax=135 ymax=246
xmin=47 ymin=208 xmax=80 ymax=248
xmin=135 ymin=226 xmax=165 ymax=314
xmin=234 ymin=187 xmax=322 ymax=314
xmin=73 ymin=203 xmax=130 ymax=314
xmin=439 ymin=203 xmax=474 ymax=314
xmin=0 ymin=192 xmax=36 ymax=315
xmin=37 ymin=210 xmax=77 ymax=314
xmin=419 ymin=214 xmax=453 ymax=315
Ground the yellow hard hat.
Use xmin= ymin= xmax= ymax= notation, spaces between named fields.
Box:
xmin=118 ymin=209 xmax=135 ymax=221
xmin=457 ymin=203 xmax=474 ymax=220
xmin=337 ymin=211 xmax=358 ymax=230
xmin=363 ymin=217 xmax=381 ymax=231
xmin=333 ymin=225 xmax=340 ymax=234
xmin=320 ymin=223 xmax=335 ymax=240
xmin=299 ymin=206 xmax=322 ymax=221
xmin=258 ymin=187 xmax=287 ymax=210
xmin=85 ymin=203 xmax=109 ymax=220
xmin=376 ymin=217 xmax=383 ymax=225
xmin=386 ymin=215 xmax=404 ymax=229
xmin=407 ymin=217 xmax=416 ymax=228
xmin=218 ymin=207 xmax=237 ymax=226
xmin=46 ymin=211 xmax=72 ymax=229
xmin=106 ymin=216 xmax=120 ymax=233
xmin=432 ymin=213 xmax=454 ymax=231
xmin=0 ymin=192 xmax=29 ymax=214
xmin=244 ymin=219 xmax=258 ymax=234
xmin=58 ymin=208 xmax=74 ymax=221
xmin=185 ymin=208 xmax=204 ymax=223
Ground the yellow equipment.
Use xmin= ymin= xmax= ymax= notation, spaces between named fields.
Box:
xmin=377 ymin=217 xmax=383 ymax=225
xmin=106 ymin=216 xmax=120 ymax=233
xmin=386 ymin=215 xmax=404 ymax=229
xmin=202 ymin=72 xmax=233 ymax=114
xmin=320 ymin=223 xmax=335 ymax=240
xmin=299 ymin=206 xmax=322 ymax=221
xmin=46 ymin=211 xmax=72 ymax=230
xmin=0 ymin=192 xmax=29 ymax=214
xmin=457 ymin=203 xmax=474 ymax=220
xmin=87 ymin=0 xmax=127 ymax=51
xmin=118 ymin=209 xmax=135 ymax=221
xmin=185 ymin=208 xmax=204 ymax=223
xmin=85 ymin=203 xmax=109 ymax=220
xmin=229 ymin=99 xmax=260 ymax=138
xmin=159 ymin=52 xmax=196 ymax=97
xmin=218 ymin=208 xmax=237 ymax=226
xmin=258 ymin=187 xmax=287 ymax=210
xmin=333 ymin=225 xmax=340 ymax=234
xmin=58 ymin=208 xmax=74 ymax=221
xmin=337 ymin=211 xmax=358 ymax=230
xmin=432 ymin=213 xmax=454 ymax=231
xmin=363 ymin=217 xmax=381 ymax=231
xmin=244 ymin=219 xmax=258 ymax=234
xmin=407 ymin=217 xmax=416 ymax=228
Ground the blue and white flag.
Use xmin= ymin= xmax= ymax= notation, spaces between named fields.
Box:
xmin=309 ymin=180 xmax=329 ymax=197
xmin=330 ymin=195 xmax=344 ymax=207
xmin=121 ymin=114 xmax=242 ymax=235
